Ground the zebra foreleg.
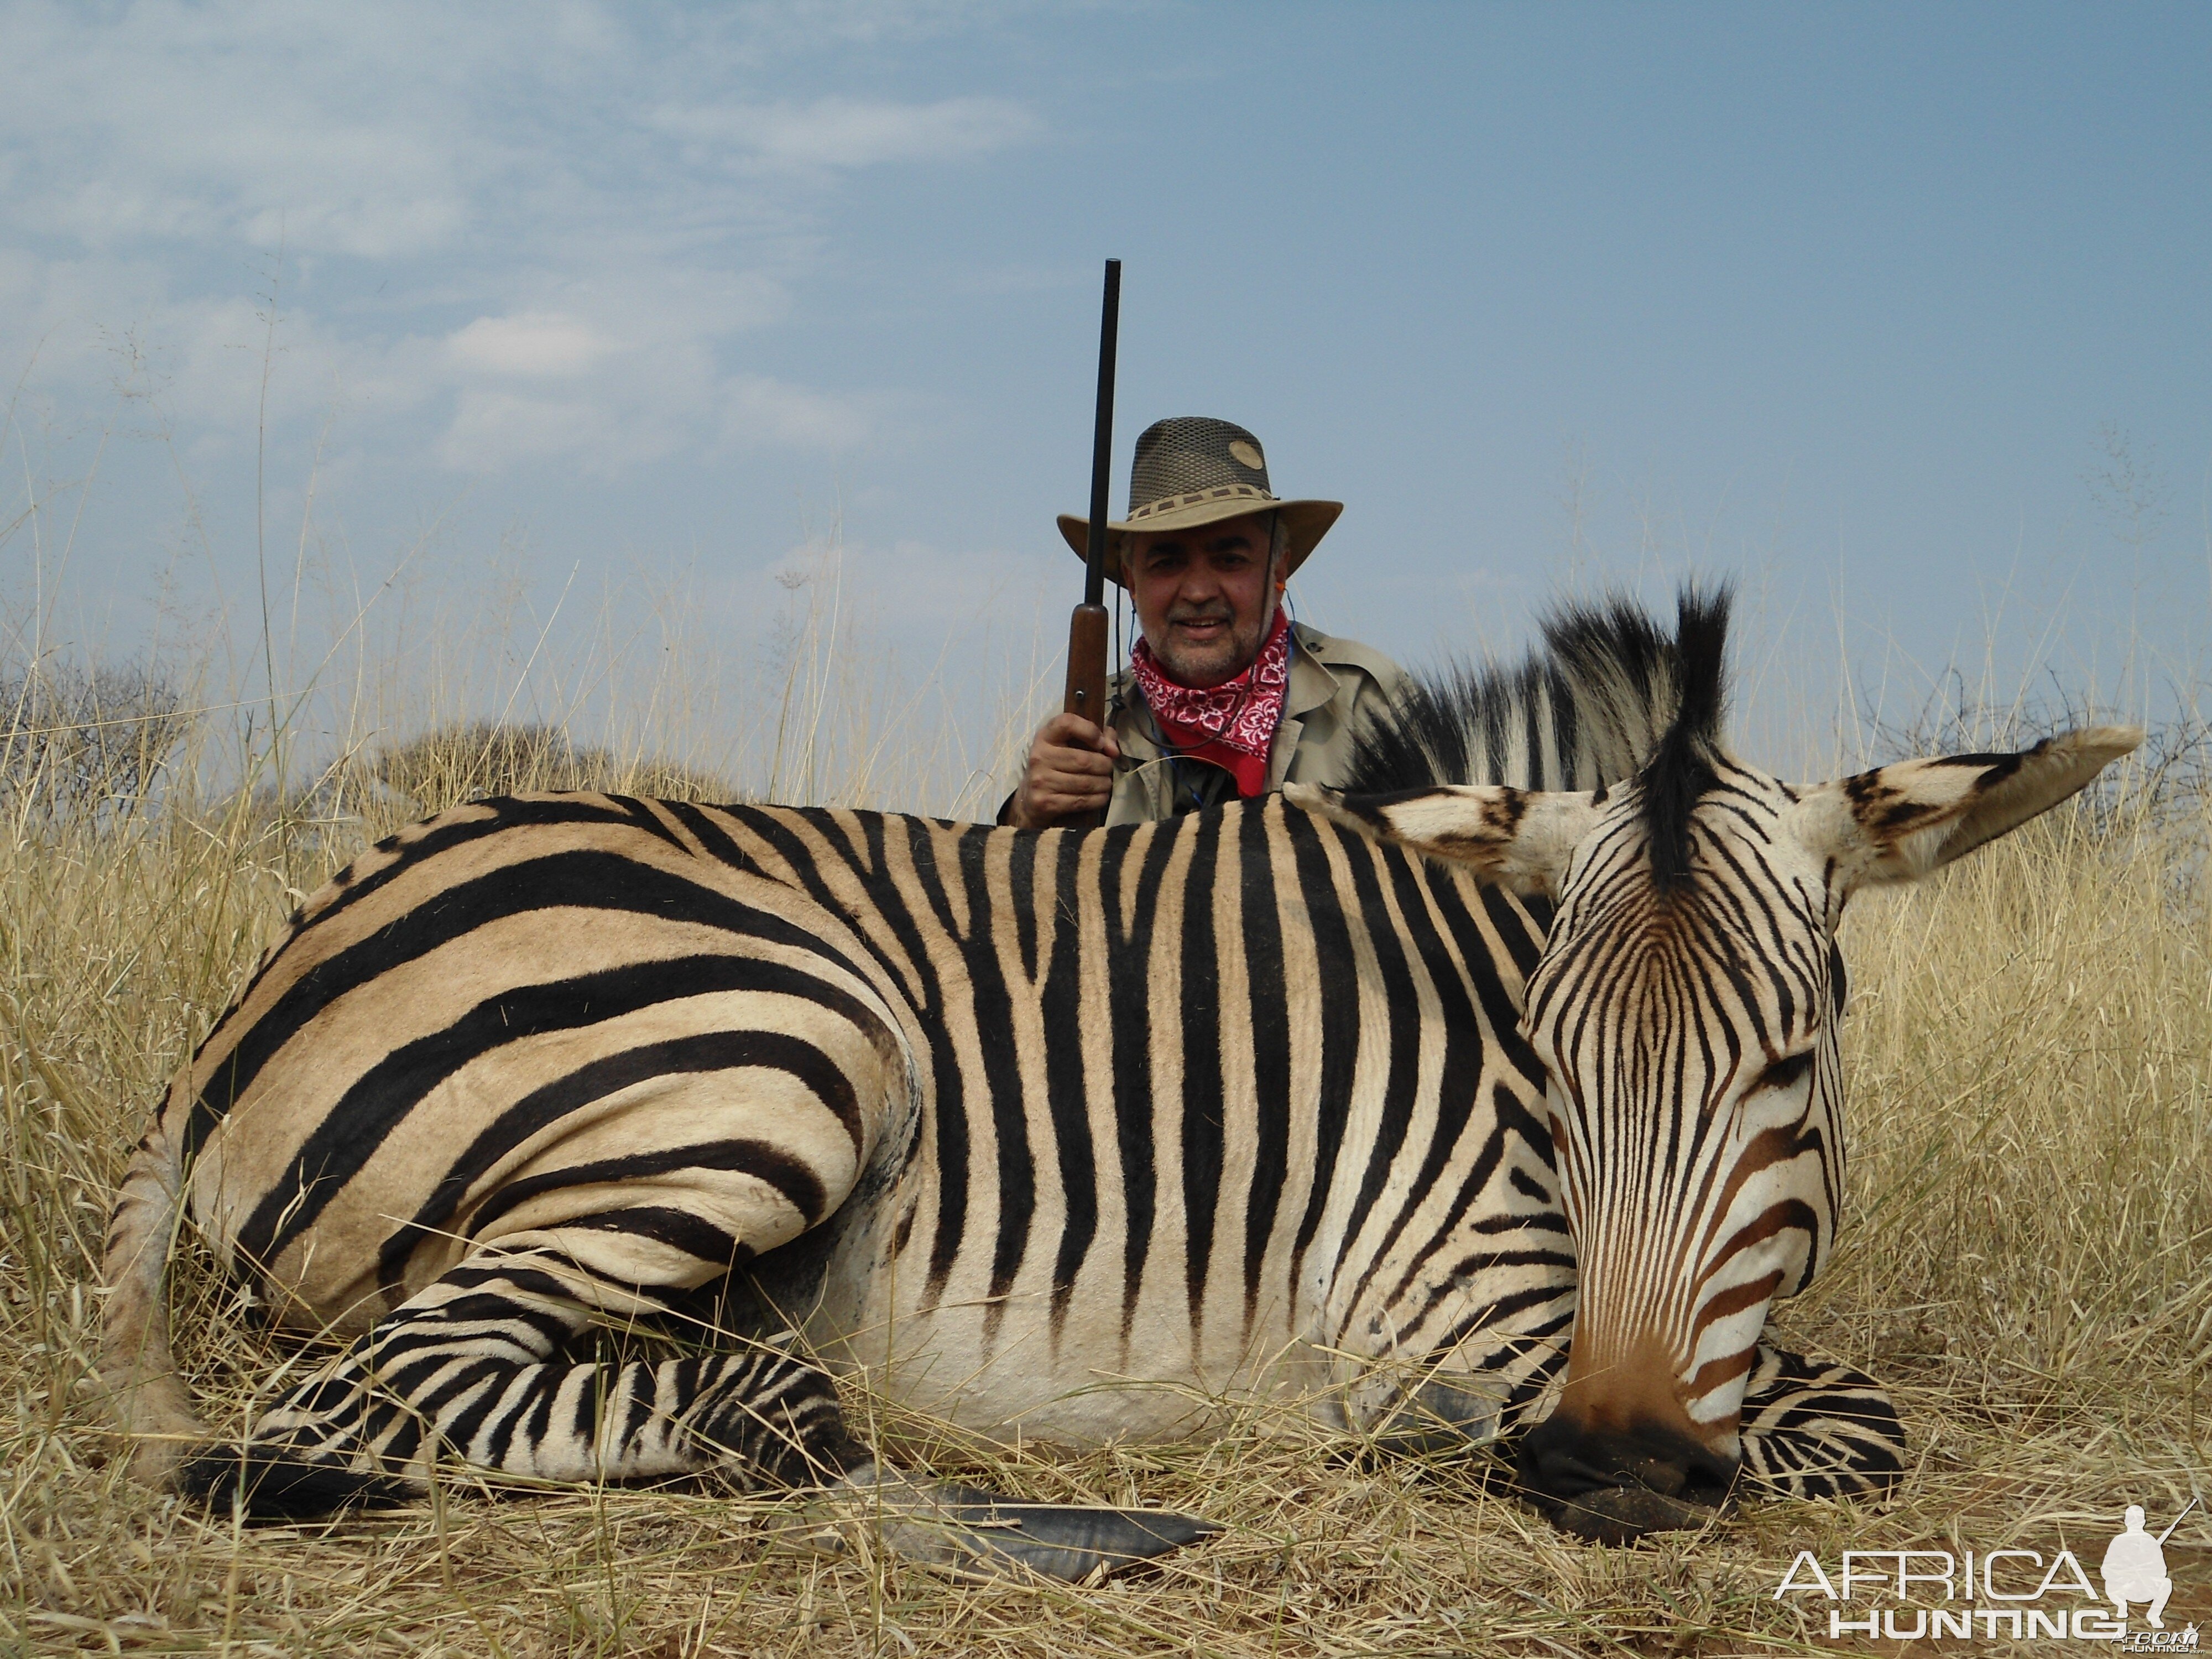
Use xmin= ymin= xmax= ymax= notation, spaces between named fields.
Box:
xmin=180 ymin=1248 xmax=1215 ymax=1580
xmin=181 ymin=1245 xmax=854 ymax=1517
xmin=186 ymin=1248 xmax=1230 ymax=1584
xmin=1734 ymin=1340 xmax=1906 ymax=1501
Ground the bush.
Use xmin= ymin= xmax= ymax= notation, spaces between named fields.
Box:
xmin=0 ymin=662 xmax=194 ymax=820
xmin=366 ymin=721 xmax=738 ymax=817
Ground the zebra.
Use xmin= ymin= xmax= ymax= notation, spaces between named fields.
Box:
xmin=99 ymin=589 xmax=2137 ymax=1570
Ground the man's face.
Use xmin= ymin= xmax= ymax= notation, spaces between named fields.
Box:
xmin=1125 ymin=512 xmax=1280 ymax=688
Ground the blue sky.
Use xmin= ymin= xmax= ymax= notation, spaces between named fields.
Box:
xmin=3 ymin=1 xmax=2206 ymax=774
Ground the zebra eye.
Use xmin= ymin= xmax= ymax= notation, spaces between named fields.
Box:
xmin=1758 ymin=1051 xmax=1815 ymax=1093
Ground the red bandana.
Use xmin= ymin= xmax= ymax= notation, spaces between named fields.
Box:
xmin=1130 ymin=612 xmax=1292 ymax=798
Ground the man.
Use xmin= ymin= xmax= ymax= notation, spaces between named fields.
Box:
xmin=1006 ymin=416 xmax=1404 ymax=828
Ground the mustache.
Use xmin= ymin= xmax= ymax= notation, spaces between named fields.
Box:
xmin=1165 ymin=606 xmax=1235 ymax=624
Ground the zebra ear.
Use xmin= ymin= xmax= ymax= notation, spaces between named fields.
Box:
xmin=1791 ymin=726 xmax=2142 ymax=892
xmin=1288 ymin=782 xmax=1599 ymax=896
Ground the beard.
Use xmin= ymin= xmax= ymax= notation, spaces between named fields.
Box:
xmin=1145 ymin=604 xmax=1274 ymax=688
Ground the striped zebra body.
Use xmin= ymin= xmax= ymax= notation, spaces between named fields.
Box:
xmin=101 ymin=591 xmax=2137 ymax=1560
xmin=122 ymin=787 xmax=1577 ymax=1470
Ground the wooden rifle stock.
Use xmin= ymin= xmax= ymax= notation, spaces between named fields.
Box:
xmin=1062 ymin=258 xmax=1120 ymax=825
xmin=1063 ymin=602 xmax=1108 ymax=727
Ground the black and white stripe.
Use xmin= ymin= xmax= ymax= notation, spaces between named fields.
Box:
xmin=102 ymin=589 xmax=2129 ymax=1546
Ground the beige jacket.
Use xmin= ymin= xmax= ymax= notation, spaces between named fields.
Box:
xmin=1099 ymin=622 xmax=1406 ymax=825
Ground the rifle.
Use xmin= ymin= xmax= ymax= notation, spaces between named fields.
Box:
xmin=2156 ymin=1496 xmax=2198 ymax=1545
xmin=1061 ymin=259 xmax=1120 ymax=822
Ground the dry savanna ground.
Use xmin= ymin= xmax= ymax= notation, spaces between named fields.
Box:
xmin=2 ymin=675 xmax=2208 ymax=1657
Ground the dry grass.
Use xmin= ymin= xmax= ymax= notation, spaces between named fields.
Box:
xmin=2 ymin=635 xmax=2208 ymax=1656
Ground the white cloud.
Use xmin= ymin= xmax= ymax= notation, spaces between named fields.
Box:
xmin=740 ymin=535 xmax=1066 ymax=633
xmin=447 ymin=313 xmax=614 ymax=379
xmin=0 ymin=2 xmax=492 ymax=259
xmin=429 ymin=274 xmax=832 ymax=472
xmin=439 ymin=390 xmax=612 ymax=472
xmin=723 ymin=375 xmax=883 ymax=450
xmin=0 ymin=1 xmax=1044 ymax=493
xmin=656 ymin=95 xmax=1040 ymax=171
xmin=434 ymin=308 xmax=717 ymax=475
xmin=434 ymin=361 xmax=886 ymax=476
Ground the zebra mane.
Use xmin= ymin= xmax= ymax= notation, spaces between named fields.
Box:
xmin=1343 ymin=586 xmax=1735 ymax=884
xmin=1637 ymin=586 xmax=1731 ymax=894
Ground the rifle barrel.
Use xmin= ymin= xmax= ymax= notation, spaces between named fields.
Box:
xmin=1084 ymin=259 xmax=1121 ymax=611
xmin=2155 ymin=1496 xmax=2198 ymax=1545
xmin=1063 ymin=259 xmax=1120 ymax=739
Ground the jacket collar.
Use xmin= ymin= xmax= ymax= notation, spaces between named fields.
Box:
xmin=1284 ymin=622 xmax=1342 ymax=720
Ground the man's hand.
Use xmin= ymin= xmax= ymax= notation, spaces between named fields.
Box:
xmin=1009 ymin=713 xmax=1121 ymax=828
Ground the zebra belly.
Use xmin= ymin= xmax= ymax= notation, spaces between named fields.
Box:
xmin=824 ymin=1290 xmax=1334 ymax=1446
xmin=790 ymin=1175 xmax=1338 ymax=1448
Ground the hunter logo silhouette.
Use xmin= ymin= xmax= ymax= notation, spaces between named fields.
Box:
xmin=2104 ymin=1500 xmax=2196 ymax=1630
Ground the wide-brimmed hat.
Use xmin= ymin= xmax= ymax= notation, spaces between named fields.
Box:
xmin=1057 ymin=416 xmax=1343 ymax=586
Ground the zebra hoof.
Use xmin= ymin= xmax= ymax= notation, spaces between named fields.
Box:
xmin=179 ymin=1446 xmax=416 ymax=1520
xmin=805 ymin=1463 xmax=1219 ymax=1582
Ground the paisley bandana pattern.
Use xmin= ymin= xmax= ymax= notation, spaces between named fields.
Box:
xmin=1130 ymin=612 xmax=1291 ymax=797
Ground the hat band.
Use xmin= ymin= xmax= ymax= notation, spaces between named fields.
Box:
xmin=1125 ymin=482 xmax=1277 ymax=522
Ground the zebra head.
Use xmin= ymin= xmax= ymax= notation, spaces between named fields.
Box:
xmin=1314 ymin=590 xmax=2139 ymax=1539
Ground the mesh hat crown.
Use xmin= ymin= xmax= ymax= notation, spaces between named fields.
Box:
xmin=1057 ymin=416 xmax=1343 ymax=585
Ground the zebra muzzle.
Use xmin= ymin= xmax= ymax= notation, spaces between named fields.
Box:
xmin=1514 ymin=1417 xmax=1739 ymax=1545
